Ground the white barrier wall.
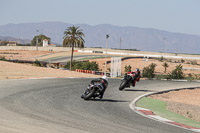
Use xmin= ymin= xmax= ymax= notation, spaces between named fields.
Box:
xmin=1 ymin=46 xmax=200 ymax=60
xmin=0 ymin=46 xmax=106 ymax=52
xmin=0 ymin=46 xmax=72 ymax=52
xmin=111 ymin=57 xmax=121 ymax=78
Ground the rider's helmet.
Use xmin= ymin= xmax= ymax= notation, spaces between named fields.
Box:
xmin=102 ymin=75 xmax=108 ymax=81
xmin=135 ymin=68 xmax=140 ymax=75
xmin=102 ymin=75 xmax=108 ymax=87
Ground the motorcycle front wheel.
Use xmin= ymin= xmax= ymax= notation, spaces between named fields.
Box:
xmin=119 ymin=80 xmax=128 ymax=91
xmin=82 ymin=87 xmax=96 ymax=100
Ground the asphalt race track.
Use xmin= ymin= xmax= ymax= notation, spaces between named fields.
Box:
xmin=0 ymin=78 xmax=200 ymax=133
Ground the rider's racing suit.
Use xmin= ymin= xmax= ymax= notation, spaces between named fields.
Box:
xmin=90 ymin=78 xmax=108 ymax=98
xmin=127 ymin=69 xmax=141 ymax=87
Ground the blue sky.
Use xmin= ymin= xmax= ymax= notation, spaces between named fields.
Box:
xmin=1 ymin=0 xmax=200 ymax=35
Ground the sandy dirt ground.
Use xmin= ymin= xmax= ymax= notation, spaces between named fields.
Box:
xmin=0 ymin=50 xmax=55 ymax=61
xmin=0 ymin=50 xmax=104 ymax=80
xmin=90 ymin=58 xmax=200 ymax=76
xmin=1 ymin=50 xmax=200 ymax=123
xmin=0 ymin=60 xmax=101 ymax=80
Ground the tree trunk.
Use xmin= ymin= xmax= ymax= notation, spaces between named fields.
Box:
xmin=70 ymin=42 xmax=74 ymax=70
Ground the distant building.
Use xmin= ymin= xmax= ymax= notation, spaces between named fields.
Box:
xmin=43 ymin=39 xmax=56 ymax=47
xmin=7 ymin=41 xmax=17 ymax=46
xmin=43 ymin=39 xmax=48 ymax=47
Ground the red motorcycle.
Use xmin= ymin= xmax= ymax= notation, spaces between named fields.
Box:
xmin=119 ymin=68 xmax=141 ymax=91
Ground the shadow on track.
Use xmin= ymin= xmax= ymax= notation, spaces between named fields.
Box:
xmin=88 ymin=99 xmax=129 ymax=103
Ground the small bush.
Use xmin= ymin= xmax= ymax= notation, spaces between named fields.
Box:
xmin=159 ymin=56 xmax=165 ymax=62
xmin=190 ymin=60 xmax=198 ymax=65
xmin=124 ymin=65 xmax=132 ymax=72
xmin=187 ymin=73 xmax=194 ymax=81
xmin=186 ymin=73 xmax=200 ymax=80
xmin=34 ymin=59 xmax=42 ymax=67
xmin=167 ymin=64 xmax=184 ymax=79
xmin=142 ymin=63 xmax=157 ymax=78
xmin=194 ymin=74 xmax=200 ymax=80
xmin=181 ymin=59 xmax=185 ymax=63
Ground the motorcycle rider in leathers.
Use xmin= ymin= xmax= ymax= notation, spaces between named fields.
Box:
xmin=127 ymin=68 xmax=141 ymax=87
xmin=90 ymin=75 xmax=108 ymax=99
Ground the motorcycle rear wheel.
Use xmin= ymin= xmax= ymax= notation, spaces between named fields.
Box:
xmin=119 ymin=80 xmax=128 ymax=91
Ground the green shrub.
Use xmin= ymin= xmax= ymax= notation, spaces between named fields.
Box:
xmin=34 ymin=59 xmax=42 ymax=67
xmin=142 ymin=63 xmax=157 ymax=78
xmin=187 ymin=73 xmax=194 ymax=81
xmin=190 ymin=60 xmax=198 ymax=65
xmin=194 ymin=74 xmax=200 ymax=80
xmin=159 ymin=56 xmax=165 ymax=62
xmin=124 ymin=65 xmax=132 ymax=72
xmin=181 ymin=59 xmax=185 ymax=63
xmin=167 ymin=64 xmax=184 ymax=79
xmin=65 ymin=60 xmax=99 ymax=71
xmin=186 ymin=73 xmax=200 ymax=80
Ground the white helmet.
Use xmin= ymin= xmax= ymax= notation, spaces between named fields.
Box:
xmin=102 ymin=75 xmax=108 ymax=81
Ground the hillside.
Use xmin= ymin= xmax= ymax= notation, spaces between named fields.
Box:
xmin=0 ymin=36 xmax=30 ymax=44
xmin=0 ymin=22 xmax=200 ymax=54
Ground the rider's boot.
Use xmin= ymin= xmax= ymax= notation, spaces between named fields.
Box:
xmin=98 ymin=94 xmax=103 ymax=99
xmin=132 ymin=80 xmax=136 ymax=87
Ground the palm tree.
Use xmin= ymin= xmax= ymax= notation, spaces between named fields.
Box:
xmin=162 ymin=62 xmax=169 ymax=73
xmin=63 ymin=26 xmax=85 ymax=70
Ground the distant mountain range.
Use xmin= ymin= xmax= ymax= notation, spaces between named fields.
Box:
xmin=0 ymin=36 xmax=30 ymax=44
xmin=0 ymin=21 xmax=200 ymax=54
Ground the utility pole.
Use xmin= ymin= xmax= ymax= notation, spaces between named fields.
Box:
xmin=105 ymin=34 xmax=109 ymax=76
xmin=18 ymin=37 xmax=20 ymax=45
xmin=163 ymin=37 xmax=166 ymax=56
xmin=120 ymin=36 xmax=122 ymax=49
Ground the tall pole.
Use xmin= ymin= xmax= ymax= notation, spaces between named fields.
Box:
xmin=175 ymin=45 xmax=178 ymax=56
xmin=163 ymin=37 xmax=166 ymax=56
xmin=18 ymin=37 xmax=20 ymax=45
xmin=120 ymin=36 xmax=122 ymax=49
xmin=36 ymin=30 xmax=39 ymax=51
xmin=105 ymin=34 xmax=109 ymax=76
